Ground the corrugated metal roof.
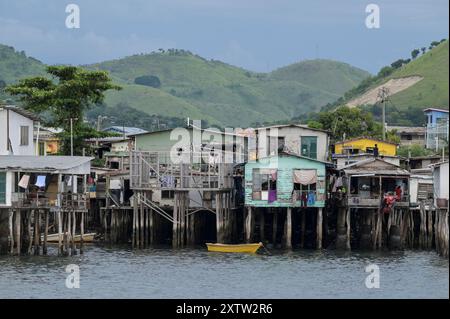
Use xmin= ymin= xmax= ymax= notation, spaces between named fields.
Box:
xmin=344 ymin=169 xmax=410 ymax=176
xmin=103 ymin=126 xmax=148 ymax=136
xmin=0 ymin=155 xmax=93 ymax=171
xmin=341 ymin=158 xmax=410 ymax=175
xmin=256 ymin=123 xmax=330 ymax=134
xmin=0 ymin=105 xmax=40 ymax=121
xmin=335 ymin=137 xmax=398 ymax=146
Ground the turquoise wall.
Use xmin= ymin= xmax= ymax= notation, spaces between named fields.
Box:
xmin=244 ymin=154 xmax=326 ymax=208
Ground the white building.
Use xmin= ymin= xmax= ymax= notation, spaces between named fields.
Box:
xmin=251 ymin=124 xmax=330 ymax=162
xmin=0 ymin=105 xmax=38 ymax=156
xmin=431 ymin=161 xmax=449 ymax=208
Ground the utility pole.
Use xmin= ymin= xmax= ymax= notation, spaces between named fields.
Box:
xmin=70 ymin=118 xmax=73 ymax=156
xmin=377 ymin=87 xmax=389 ymax=140
xmin=70 ymin=117 xmax=78 ymax=156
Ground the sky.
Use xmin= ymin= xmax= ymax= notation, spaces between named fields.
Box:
xmin=0 ymin=0 xmax=448 ymax=74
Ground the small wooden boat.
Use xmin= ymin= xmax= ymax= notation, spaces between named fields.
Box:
xmin=206 ymin=242 xmax=263 ymax=254
xmin=42 ymin=233 xmax=96 ymax=243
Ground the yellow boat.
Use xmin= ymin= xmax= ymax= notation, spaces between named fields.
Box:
xmin=206 ymin=242 xmax=263 ymax=254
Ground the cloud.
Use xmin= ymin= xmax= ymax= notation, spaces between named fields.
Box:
xmin=0 ymin=18 xmax=176 ymax=65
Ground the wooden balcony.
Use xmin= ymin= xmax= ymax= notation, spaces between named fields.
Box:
xmin=11 ymin=192 xmax=89 ymax=211
xmin=347 ymin=195 xmax=410 ymax=208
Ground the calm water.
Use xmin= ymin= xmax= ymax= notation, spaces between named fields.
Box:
xmin=0 ymin=245 xmax=448 ymax=299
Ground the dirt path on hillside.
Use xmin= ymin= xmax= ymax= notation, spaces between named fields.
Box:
xmin=346 ymin=76 xmax=423 ymax=107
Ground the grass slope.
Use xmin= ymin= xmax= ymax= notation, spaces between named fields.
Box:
xmin=0 ymin=44 xmax=46 ymax=83
xmin=388 ymin=40 xmax=449 ymax=109
xmin=87 ymin=50 xmax=370 ymax=127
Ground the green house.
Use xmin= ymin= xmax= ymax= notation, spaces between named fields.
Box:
xmin=244 ymin=152 xmax=328 ymax=208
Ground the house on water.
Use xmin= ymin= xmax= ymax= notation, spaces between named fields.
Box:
xmin=332 ymin=158 xmax=410 ymax=250
xmin=249 ymin=124 xmax=330 ymax=161
xmin=244 ymin=151 xmax=329 ymax=249
xmin=0 ymin=155 xmax=93 ymax=256
xmin=332 ymin=137 xmax=399 ymax=167
xmin=104 ymin=123 xmax=249 ymax=248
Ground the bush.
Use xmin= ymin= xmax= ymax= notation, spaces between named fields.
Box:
xmin=397 ymin=144 xmax=435 ymax=158
xmin=134 ymin=75 xmax=161 ymax=88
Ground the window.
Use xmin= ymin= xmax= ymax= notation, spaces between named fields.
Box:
xmin=38 ymin=142 xmax=45 ymax=156
xmin=20 ymin=126 xmax=29 ymax=146
xmin=161 ymin=190 xmax=175 ymax=199
xmin=0 ymin=172 xmax=6 ymax=204
xmin=301 ymin=136 xmax=317 ymax=159
xmin=252 ymin=169 xmax=277 ymax=201
xmin=266 ymin=136 xmax=284 ymax=155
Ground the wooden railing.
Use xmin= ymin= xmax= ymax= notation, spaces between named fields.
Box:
xmin=11 ymin=192 xmax=89 ymax=210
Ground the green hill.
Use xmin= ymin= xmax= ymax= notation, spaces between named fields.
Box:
xmin=87 ymin=50 xmax=370 ymax=126
xmin=387 ymin=40 xmax=448 ymax=110
xmin=0 ymin=44 xmax=46 ymax=83
xmin=0 ymin=44 xmax=371 ymax=127
xmin=333 ymin=40 xmax=449 ymax=125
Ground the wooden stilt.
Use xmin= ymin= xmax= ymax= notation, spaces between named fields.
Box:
xmin=57 ymin=210 xmax=62 ymax=256
xmin=43 ymin=210 xmax=48 ymax=255
xmin=316 ymin=208 xmax=323 ymax=250
xmin=245 ymin=206 xmax=253 ymax=243
xmin=149 ymin=209 xmax=154 ymax=246
xmin=133 ymin=196 xmax=138 ymax=248
xmin=173 ymin=193 xmax=179 ymax=248
xmin=27 ymin=211 xmax=32 ymax=255
xmin=9 ymin=209 xmax=14 ymax=255
xmin=33 ymin=210 xmax=40 ymax=255
xmin=346 ymin=208 xmax=351 ymax=250
xmin=72 ymin=211 xmax=77 ymax=255
xmin=80 ymin=212 xmax=84 ymax=254
xmin=300 ymin=210 xmax=306 ymax=249
xmin=15 ymin=210 xmax=21 ymax=255
xmin=286 ymin=208 xmax=292 ymax=249
xmin=272 ymin=210 xmax=277 ymax=246
xmin=216 ymin=192 xmax=223 ymax=244
xmin=259 ymin=209 xmax=265 ymax=243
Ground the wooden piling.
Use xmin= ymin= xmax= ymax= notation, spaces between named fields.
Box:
xmin=316 ymin=208 xmax=322 ymax=250
xmin=259 ymin=209 xmax=265 ymax=243
xmin=272 ymin=210 xmax=277 ymax=246
xmin=15 ymin=210 xmax=21 ymax=255
xmin=27 ymin=211 xmax=32 ymax=255
xmin=9 ymin=210 xmax=14 ymax=255
xmin=245 ymin=206 xmax=253 ymax=243
xmin=71 ymin=211 xmax=77 ymax=255
xmin=43 ymin=210 xmax=48 ymax=255
xmin=215 ymin=192 xmax=223 ymax=244
xmin=57 ymin=210 xmax=62 ymax=256
xmin=300 ymin=210 xmax=306 ymax=249
xmin=33 ymin=210 xmax=40 ymax=255
xmin=285 ymin=208 xmax=292 ymax=249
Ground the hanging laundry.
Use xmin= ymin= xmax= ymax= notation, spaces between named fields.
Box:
xmin=35 ymin=175 xmax=47 ymax=188
xmin=292 ymin=190 xmax=299 ymax=203
xmin=109 ymin=179 xmax=122 ymax=190
xmin=293 ymin=170 xmax=317 ymax=185
xmin=268 ymin=189 xmax=277 ymax=203
xmin=332 ymin=176 xmax=343 ymax=192
xmin=160 ymin=175 xmax=175 ymax=188
xmin=18 ymin=174 xmax=30 ymax=189
xmin=301 ymin=192 xmax=308 ymax=207
xmin=307 ymin=191 xmax=316 ymax=205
